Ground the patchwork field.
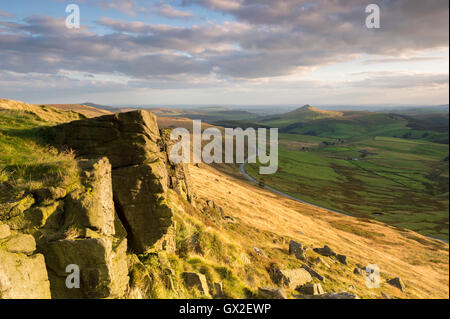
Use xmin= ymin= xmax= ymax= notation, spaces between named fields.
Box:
xmin=246 ymin=134 xmax=449 ymax=241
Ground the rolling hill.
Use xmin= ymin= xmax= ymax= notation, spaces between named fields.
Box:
xmin=1 ymin=99 xmax=448 ymax=299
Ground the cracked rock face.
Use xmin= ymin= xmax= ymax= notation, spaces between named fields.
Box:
xmin=35 ymin=158 xmax=129 ymax=299
xmin=53 ymin=110 xmax=191 ymax=253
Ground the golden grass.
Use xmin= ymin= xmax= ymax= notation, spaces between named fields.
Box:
xmin=189 ymin=163 xmax=449 ymax=299
xmin=46 ymin=104 xmax=113 ymax=118
xmin=0 ymin=99 xmax=83 ymax=124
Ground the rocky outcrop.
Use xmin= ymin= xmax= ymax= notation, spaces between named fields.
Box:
xmin=0 ymin=223 xmax=51 ymax=299
xmin=0 ymin=110 xmax=195 ymax=299
xmin=35 ymin=158 xmax=129 ymax=299
xmin=53 ymin=111 xmax=192 ymax=253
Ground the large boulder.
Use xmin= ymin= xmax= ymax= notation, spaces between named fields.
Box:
xmin=52 ymin=111 xmax=161 ymax=169
xmin=270 ymin=265 xmax=313 ymax=289
xmin=112 ymin=161 xmax=173 ymax=252
xmin=53 ymin=111 xmax=191 ymax=253
xmin=0 ymin=228 xmax=51 ymax=299
xmin=43 ymin=237 xmax=128 ymax=299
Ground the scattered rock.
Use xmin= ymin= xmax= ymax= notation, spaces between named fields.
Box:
xmin=313 ymin=245 xmax=336 ymax=257
xmin=297 ymin=283 xmax=324 ymax=295
xmin=289 ymin=240 xmax=305 ymax=260
xmin=387 ymin=277 xmax=406 ymax=292
xmin=183 ymin=272 xmax=211 ymax=297
xmin=336 ymin=254 xmax=348 ymax=265
xmin=5 ymin=234 xmax=36 ymax=255
xmin=258 ymin=287 xmax=287 ymax=299
xmin=353 ymin=267 xmax=362 ymax=275
xmin=270 ymin=265 xmax=313 ymax=289
xmin=301 ymin=264 xmax=324 ymax=282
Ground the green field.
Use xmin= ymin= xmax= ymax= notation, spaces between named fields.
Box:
xmin=246 ymin=133 xmax=449 ymax=241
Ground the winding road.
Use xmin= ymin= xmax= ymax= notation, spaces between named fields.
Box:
xmin=240 ymin=158 xmax=449 ymax=243
xmin=239 ymin=158 xmax=350 ymax=217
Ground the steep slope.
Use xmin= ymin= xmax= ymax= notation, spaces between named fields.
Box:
xmin=190 ymin=164 xmax=449 ymax=299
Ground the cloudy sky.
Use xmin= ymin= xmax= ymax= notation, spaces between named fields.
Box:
xmin=0 ymin=0 xmax=448 ymax=106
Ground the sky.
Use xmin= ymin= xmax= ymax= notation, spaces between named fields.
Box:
xmin=0 ymin=0 xmax=448 ymax=107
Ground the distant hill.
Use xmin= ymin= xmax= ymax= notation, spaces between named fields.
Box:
xmin=260 ymin=105 xmax=344 ymax=127
xmin=81 ymin=102 xmax=118 ymax=112
xmin=238 ymin=105 xmax=450 ymax=144
xmin=47 ymin=103 xmax=113 ymax=118
xmin=284 ymin=105 xmax=344 ymax=122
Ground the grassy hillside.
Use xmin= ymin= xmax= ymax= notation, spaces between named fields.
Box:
xmin=190 ymin=164 xmax=449 ymax=299
xmin=0 ymin=99 xmax=82 ymax=203
xmin=47 ymin=103 xmax=113 ymax=118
